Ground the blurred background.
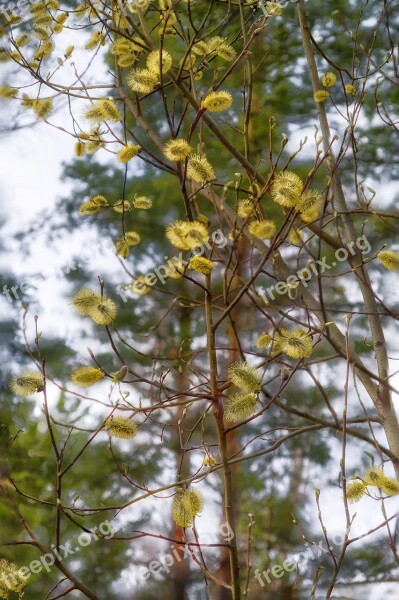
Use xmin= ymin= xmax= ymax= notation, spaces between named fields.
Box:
xmin=1 ymin=1 xmax=399 ymax=599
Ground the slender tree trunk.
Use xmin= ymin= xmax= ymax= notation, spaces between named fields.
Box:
xmin=169 ymin=306 xmax=192 ymax=600
xmin=296 ymin=0 xmax=399 ymax=477
xmin=215 ymin=234 xmax=253 ymax=599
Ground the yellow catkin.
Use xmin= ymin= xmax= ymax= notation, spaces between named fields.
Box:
xmin=84 ymin=99 xmax=120 ymax=123
xmin=10 ymin=370 xmax=44 ymax=396
xmin=106 ymin=416 xmax=137 ymax=439
xmin=377 ymin=250 xmax=399 ymax=271
xmin=224 ymin=392 xmax=258 ymax=423
xmin=189 ymin=256 xmax=213 ymax=275
xmin=32 ymin=97 xmax=53 ymax=120
xmin=21 ymin=94 xmax=34 ymax=108
xmin=207 ymin=37 xmax=226 ymax=53
xmin=30 ymin=2 xmax=47 ymax=15
xmin=227 ymin=361 xmax=262 ymax=392
xmin=0 ymin=85 xmax=18 ymax=99
xmin=64 ymin=45 xmax=74 ymax=58
xmin=216 ymin=44 xmax=236 ymax=61
xmin=380 ymin=477 xmax=399 ymax=496
xmin=113 ymin=200 xmax=132 ymax=213
xmin=91 ymin=194 xmax=108 ymax=206
xmin=299 ymin=204 xmax=321 ymax=224
xmin=33 ymin=25 xmax=50 ymax=41
xmin=115 ymin=240 xmax=130 ymax=259
xmin=133 ymin=195 xmax=152 ymax=209
xmin=288 ymin=229 xmax=303 ymax=245
xmin=124 ymin=231 xmax=141 ymax=245
xmin=36 ymin=40 xmax=55 ymax=59
xmin=99 ymin=98 xmax=120 ymax=121
xmin=321 ymin=72 xmax=337 ymax=87
xmin=248 ymin=220 xmax=276 ymax=240
xmin=192 ymin=41 xmax=209 ymax=56
xmin=270 ymin=171 xmax=303 ymax=208
xmin=237 ymin=199 xmax=256 ymax=218
xmin=345 ymin=84 xmax=356 ymax=95
xmin=71 ymin=288 xmax=102 ymax=316
xmin=203 ymin=455 xmax=217 ymax=466
xmin=146 ymin=49 xmax=172 ymax=73
xmin=74 ymin=141 xmax=85 ymax=157
xmin=34 ymin=13 xmax=52 ymax=26
xmin=265 ymin=2 xmax=283 ymax=16
xmin=15 ymin=34 xmax=30 ymax=47
xmin=172 ymin=489 xmax=204 ymax=527
xmin=71 ymin=367 xmax=105 ymax=387
xmin=313 ymin=90 xmax=330 ymax=103
xmin=166 ymin=220 xmax=209 ymax=250
xmin=346 ymin=480 xmax=367 ymax=503
xmin=298 ymin=190 xmax=322 ymax=213
xmin=255 ymin=332 xmax=272 ymax=349
xmin=202 ymin=90 xmax=233 ymax=112
xmin=127 ymin=68 xmax=157 ymax=94
xmin=117 ymin=54 xmax=137 ymax=68
xmin=163 ymin=139 xmax=192 ymax=161
xmin=186 ymin=155 xmax=215 ymax=183
xmin=88 ymin=298 xmax=117 ymax=326
xmin=363 ymin=467 xmax=385 ymax=487
xmin=0 ymin=559 xmax=27 ymax=594
xmin=117 ymin=145 xmax=141 ymax=162
xmin=79 ymin=201 xmax=101 ymax=215
xmin=273 ymin=328 xmax=313 ymax=359
xmin=85 ymin=31 xmax=105 ymax=51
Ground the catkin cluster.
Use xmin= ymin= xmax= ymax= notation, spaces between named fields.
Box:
xmin=346 ymin=466 xmax=399 ymax=503
xmin=224 ymin=362 xmax=263 ymax=423
xmin=172 ymin=489 xmax=204 ymax=527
